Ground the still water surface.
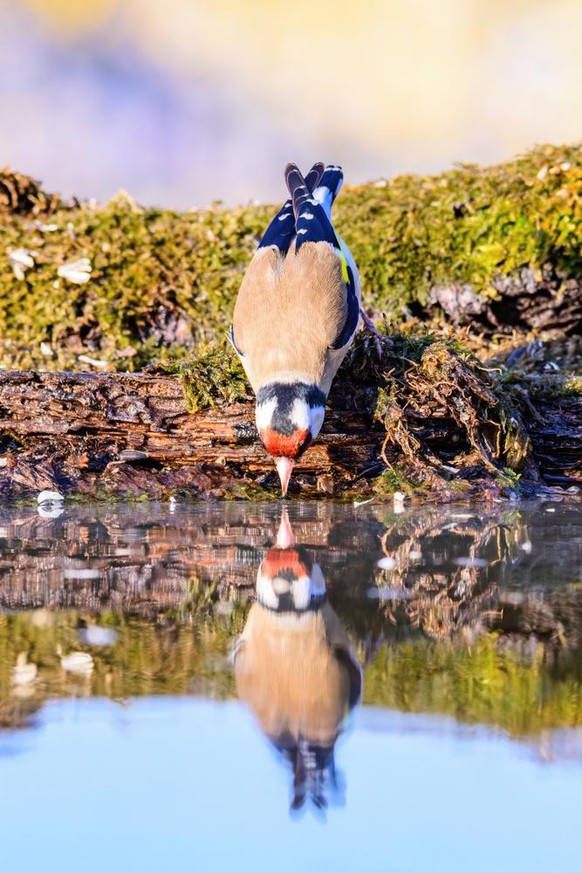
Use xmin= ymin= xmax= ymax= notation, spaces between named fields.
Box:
xmin=1 ymin=500 xmax=580 ymax=873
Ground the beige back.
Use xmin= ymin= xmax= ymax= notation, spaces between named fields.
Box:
xmin=232 ymin=243 xmax=352 ymax=393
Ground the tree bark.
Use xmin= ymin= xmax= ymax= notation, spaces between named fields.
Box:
xmin=0 ymin=370 xmax=382 ymax=499
xmin=0 ymin=366 xmax=579 ymax=500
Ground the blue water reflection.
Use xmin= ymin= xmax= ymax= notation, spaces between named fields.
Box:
xmin=0 ymin=500 xmax=580 ymax=872
xmin=1 ymin=698 xmax=579 ymax=873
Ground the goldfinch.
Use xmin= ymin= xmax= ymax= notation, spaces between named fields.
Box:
xmin=233 ymin=512 xmax=362 ymax=810
xmin=231 ymin=163 xmax=361 ymax=495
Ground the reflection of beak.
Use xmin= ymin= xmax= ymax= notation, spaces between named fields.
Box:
xmin=276 ymin=509 xmax=296 ymax=549
xmin=275 ymin=457 xmax=295 ymax=497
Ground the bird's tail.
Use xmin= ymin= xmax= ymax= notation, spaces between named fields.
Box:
xmin=312 ymin=164 xmax=343 ymax=219
xmin=304 ymin=162 xmax=325 ymax=193
xmin=285 ymin=163 xmax=312 ymax=222
xmin=285 ymin=162 xmax=343 ymax=221
xmin=285 ymin=162 xmax=342 ymax=252
xmin=257 ymin=162 xmax=324 ymax=253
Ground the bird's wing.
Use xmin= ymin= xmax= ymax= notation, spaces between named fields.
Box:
xmin=256 ymin=198 xmax=295 ymax=255
xmin=286 ymin=163 xmax=360 ymax=350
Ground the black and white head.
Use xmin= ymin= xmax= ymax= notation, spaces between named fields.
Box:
xmin=255 ymin=382 xmax=326 ymax=495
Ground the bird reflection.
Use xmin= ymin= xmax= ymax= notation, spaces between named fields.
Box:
xmin=234 ymin=511 xmax=362 ymax=813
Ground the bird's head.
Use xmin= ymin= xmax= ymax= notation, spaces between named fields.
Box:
xmin=256 ymin=382 xmax=326 ymax=495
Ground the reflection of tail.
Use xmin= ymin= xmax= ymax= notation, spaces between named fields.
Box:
xmin=290 ymin=741 xmax=334 ymax=811
xmin=234 ymin=511 xmax=362 ymax=813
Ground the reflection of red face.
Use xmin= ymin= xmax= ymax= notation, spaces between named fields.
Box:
xmin=259 ymin=427 xmax=312 ymax=459
xmin=261 ymin=547 xmax=312 ymax=582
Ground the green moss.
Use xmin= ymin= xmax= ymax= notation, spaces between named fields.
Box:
xmin=2 ymin=610 xmax=580 ymax=735
xmin=496 ymin=467 xmax=523 ymax=491
xmin=363 ymin=636 xmax=582 ymax=735
xmin=0 ymin=194 xmax=270 ymax=371
xmin=159 ymin=340 xmax=251 ymax=412
xmin=221 ymin=481 xmax=279 ymax=501
xmin=565 ymin=375 xmax=582 ymax=396
xmin=372 ymin=464 xmax=419 ymax=495
xmin=338 ymin=143 xmax=582 ymax=316
xmin=1 ymin=143 xmax=582 ymax=371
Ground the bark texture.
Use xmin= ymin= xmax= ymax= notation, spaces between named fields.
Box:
xmin=0 ymin=369 xmax=381 ymax=499
xmin=0 ymin=344 xmax=579 ymax=500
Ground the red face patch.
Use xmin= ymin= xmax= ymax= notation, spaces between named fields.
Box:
xmin=260 ymin=427 xmax=312 ymax=459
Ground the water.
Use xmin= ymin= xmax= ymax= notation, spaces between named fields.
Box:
xmin=0 ymin=500 xmax=580 ymax=873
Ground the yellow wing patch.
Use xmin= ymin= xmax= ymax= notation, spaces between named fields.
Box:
xmin=338 ymin=249 xmax=349 ymax=284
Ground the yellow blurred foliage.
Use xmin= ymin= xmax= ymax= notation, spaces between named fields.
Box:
xmin=6 ymin=0 xmax=582 ymax=201
xmin=124 ymin=0 xmax=582 ymax=165
xmin=20 ymin=0 xmax=117 ymax=33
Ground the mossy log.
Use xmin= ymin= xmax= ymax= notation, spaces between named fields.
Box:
xmin=0 ymin=148 xmax=581 ymax=498
xmin=1 ymin=143 xmax=582 ymax=372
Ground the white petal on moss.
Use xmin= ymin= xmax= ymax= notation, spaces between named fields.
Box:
xmin=37 ymin=490 xmax=64 ymax=504
xmin=11 ymin=654 xmax=38 ymax=686
xmin=60 ymin=651 xmax=94 ymax=675
xmin=78 ymin=355 xmax=108 ymax=369
xmin=57 ymin=257 xmax=92 ymax=284
xmin=8 ymin=247 xmax=35 ymax=279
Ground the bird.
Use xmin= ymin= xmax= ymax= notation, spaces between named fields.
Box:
xmin=231 ymin=162 xmax=362 ymax=495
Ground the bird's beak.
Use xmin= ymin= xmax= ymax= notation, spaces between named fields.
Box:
xmin=275 ymin=457 xmax=295 ymax=497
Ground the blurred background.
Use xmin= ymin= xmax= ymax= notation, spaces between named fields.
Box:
xmin=1 ymin=0 xmax=582 ymax=207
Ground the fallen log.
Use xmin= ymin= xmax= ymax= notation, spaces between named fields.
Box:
xmin=0 ymin=334 xmax=579 ymax=500
xmin=0 ymin=368 xmax=383 ymax=499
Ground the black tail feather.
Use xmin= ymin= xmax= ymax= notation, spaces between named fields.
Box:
xmin=285 ymin=163 xmax=312 ymax=222
xmin=304 ymin=162 xmax=325 ymax=193
xmin=258 ymin=162 xmax=336 ymax=254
